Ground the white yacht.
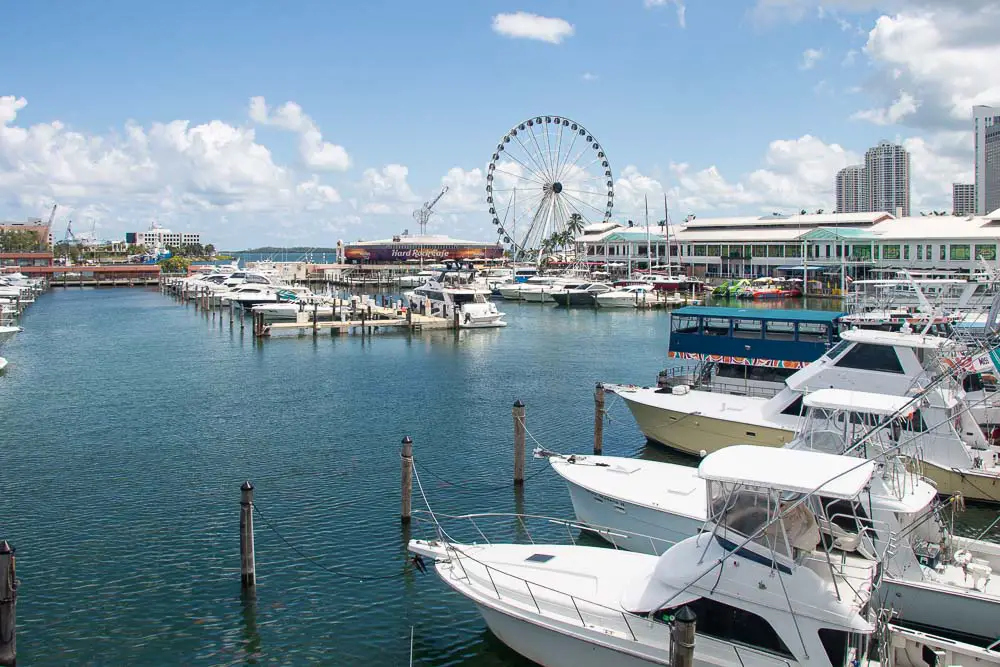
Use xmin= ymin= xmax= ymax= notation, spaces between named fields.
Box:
xmin=595 ymin=284 xmax=655 ymax=308
xmin=550 ymin=390 xmax=1000 ymax=645
xmin=609 ymin=328 xmax=1000 ymax=502
xmin=404 ymin=267 xmax=506 ymax=329
xmin=410 ymin=446 xmax=884 ymax=667
xmin=0 ymin=323 xmax=21 ymax=345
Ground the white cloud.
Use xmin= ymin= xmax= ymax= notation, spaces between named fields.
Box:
xmin=0 ymin=95 xmax=350 ymax=246
xmin=851 ymin=91 xmax=919 ymax=125
xmin=438 ymin=167 xmax=484 ymax=213
xmin=643 ymin=0 xmax=687 ymax=28
xmin=800 ymin=48 xmax=824 ymax=70
xmin=842 ymin=49 xmax=858 ymax=65
xmin=248 ymin=96 xmax=350 ymax=170
xmin=491 ymin=12 xmax=574 ymax=44
xmin=581 ymin=72 xmax=599 ymax=82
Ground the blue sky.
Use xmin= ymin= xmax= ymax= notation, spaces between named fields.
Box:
xmin=0 ymin=0 xmax=994 ymax=248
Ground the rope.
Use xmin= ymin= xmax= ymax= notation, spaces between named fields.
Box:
xmin=252 ymin=504 xmax=408 ymax=582
xmin=413 ymin=458 xmax=551 ymax=494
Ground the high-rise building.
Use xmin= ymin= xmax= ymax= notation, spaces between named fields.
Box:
xmin=865 ymin=141 xmax=910 ymax=217
xmin=835 ymin=165 xmax=866 ymax=213
xmin=974 ymin=105 xmax=1000 ymax=215
xmin=953 ymin=183 xmax=976 ymax=216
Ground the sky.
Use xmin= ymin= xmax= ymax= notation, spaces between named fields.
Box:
xmin=0 ymin=0 xmax=997 ymax=249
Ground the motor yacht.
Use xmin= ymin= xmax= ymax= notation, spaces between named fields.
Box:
xmin=404 ymin=266 xmax=506 ymax=328
xmin=410 ymin=446 xmax=884 ymax=667
xmin=595 ymin=284 xmax=655 ymax=308
xmin=550 ymin=282 xmax=613 ymax=307
xmin=550 ymin=389 xmax=1000 ymax=644
xmin=609 ymin=328 xmax=1000 ymax=502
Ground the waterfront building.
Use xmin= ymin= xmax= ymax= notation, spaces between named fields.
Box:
xmin=953 ymin=183 xmax=976 ymax=216
xmin=125 ymin=227 xmax=201 ymax=248
xmin=974 ymin=104 xmax=1000 ymax=215
xmin=0 ymin=221 xmax=54 ymax=249
xmin=343 ymin=233 xmax=503 ymax=264
xmin=578 ymin=210 xmax=1000 ymax=278
xmin=835 ymin=165 xmax=866 ymax=213
xmin=864 ymin=141 xmax=910 ymax=217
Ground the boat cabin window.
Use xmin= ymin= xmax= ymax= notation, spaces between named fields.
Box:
xmin=733 ymin=318 xmax=763 ymax=339
xmin=797 ymin=322 xmax=830 ymax=343
xmin=963 ymin=373 xmax=985 ymax=393
xmin=672 ymin=315 xmax=699 ymax=334
xmin=825 ymin=339 xmax=852 ymax=361
xmin=702 ymin=317 xmax=731 ymax=336
xmin=833 ymin=343 xmax=904 ymax=374
xmin=452 ymin=293 xmax=476 ymax=305
xmin=765 ymin=321 xmax=796 ymax=341
xmin=657 ymin=598 xmax=793 ymax=658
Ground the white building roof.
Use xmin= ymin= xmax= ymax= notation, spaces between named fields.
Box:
xmin=698 ymin=445 xmax=875 ymax=498
xmin=681 ymin=212 xmax=889 ymax=230
xmin=348 ymin=234 xmax=498 ymax=247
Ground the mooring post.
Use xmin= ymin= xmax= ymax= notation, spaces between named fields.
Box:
xmin=513 ymin=400 xmax=526 ymax=485
xmin=0 ymin=541 xmax=16 ymax=667
xmin=406 ymin=306 xmax=413 ymax=330
xmin=669 ymin=605 xmax=696 ymax=667
xmin=453 ymin=309 xmax=460 ymax=330
xmin=401 ymin=436 xmax=413 ymax=523
xmin=594 ymin=383 xmax=605 ymax=455
xmin=312 ymin=302 xmax=318 ymax=336
xmin=239 ymin=482 xmax=256 ymax=594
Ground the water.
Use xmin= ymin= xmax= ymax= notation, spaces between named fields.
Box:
xmin=1 ymin=290 xmax=996 ymax=666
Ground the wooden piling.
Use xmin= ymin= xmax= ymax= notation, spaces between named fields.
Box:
xmin=401 ymin=436 xmax=413 ymax=523
xmin=669 ymin=605 xmax=696 ymax=667
xmin=513 ymin=400 xmax=526 ymax=485
xmin=312 ymin=302 xmax=318 ymax=336
xmin=594 ymin=383 xmax=605 ymax=455
xmin=239 ymin=481 xmax=256 ymax=593
xmin=0 ymin=541 xmax=16 ymax=667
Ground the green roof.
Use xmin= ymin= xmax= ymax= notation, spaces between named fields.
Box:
xmin=801 ymin=227 xmax=878 ymax=241
xmin=672 ymin=306 xmax=844 ymax=323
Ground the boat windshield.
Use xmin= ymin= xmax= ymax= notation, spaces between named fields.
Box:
xmin=452 ymin=293 xmax=477 ymax=305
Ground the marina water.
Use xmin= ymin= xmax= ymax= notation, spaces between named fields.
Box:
xmin=1 ymin=289 xmax=996 ymax=665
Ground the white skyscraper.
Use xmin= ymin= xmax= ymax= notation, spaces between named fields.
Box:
xmin=953 ymin=183 xmax=975 ymax=216
xmin=974 ymin=105 xmax=1000 ymax=215
xmin=835 ymin=165 xmax=866 ymax=213
xmin=865 ymin=141 xmax=910 ymax=217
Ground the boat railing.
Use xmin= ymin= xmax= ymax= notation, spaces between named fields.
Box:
xmin=411 ymin=511 xmax=686 ymax=643
xmin=411 ymin=510 xmax=678 ymax=556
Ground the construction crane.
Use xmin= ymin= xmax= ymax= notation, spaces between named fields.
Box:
xmin=46 ymin=204 xmax=57 ymax=227
xmin=63 ymin=220 xmax=78 ymax=244
xmin=412 ymin=186 xmax=449 ymax=236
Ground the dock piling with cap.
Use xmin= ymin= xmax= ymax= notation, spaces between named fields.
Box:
xmin=513 ymin=400 xmax=526 ymax=485
xmin=594 ymin=383 xmax=605 ymax=454
xmin=401 ymin=436 xmax=413 ymax=523
xmin=239 ymin=482 xmax=256 ymax=594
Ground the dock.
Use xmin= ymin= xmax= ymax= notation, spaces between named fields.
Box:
xmin=158 ymin=275 xmax=456 ymax=336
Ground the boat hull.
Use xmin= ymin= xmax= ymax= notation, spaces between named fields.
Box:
xmin=476 ymin=603 xmax=664 ymax=667
xmin=877 ymin=577 xmax=1000 ymax=646
xmin=563 ymin=480 xmax=700 ymax=555
xmin=551 ymin=293 xmax=597 ymax=307
xmin=618 ymin=393 xmax=794 ymax=456
xmin=919 ymin=462 xmax=1000 ymax=503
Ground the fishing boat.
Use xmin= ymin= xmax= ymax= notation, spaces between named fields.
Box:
xmin=410 ymin=446 xmax=887 ymax=667
xmin=550 ymin=389 xmax=1000 ymax=645
xmin=611 ymin=328 xmax=1000 ymax=502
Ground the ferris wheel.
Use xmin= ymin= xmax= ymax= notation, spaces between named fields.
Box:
xmin=486 ymin=116 xmax=614 ymax=262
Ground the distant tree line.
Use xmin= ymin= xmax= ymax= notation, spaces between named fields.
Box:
xmin=0 ymin=229 xmax=48 ymax=252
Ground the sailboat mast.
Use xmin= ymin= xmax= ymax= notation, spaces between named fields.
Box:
xmin=645 ymin=195 xmax=651 ymax=272
xmin=663 ymin=194 xmax=671 ymax=273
